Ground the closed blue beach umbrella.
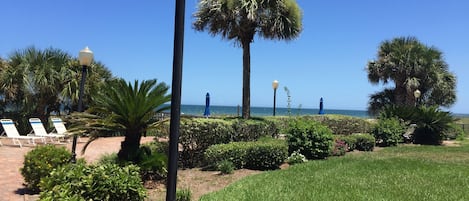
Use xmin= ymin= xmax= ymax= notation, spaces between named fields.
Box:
xmin=204 ymin=92 xmax=210 ymax=117
xmin=318 ymin=97 xmax=325 ymax=115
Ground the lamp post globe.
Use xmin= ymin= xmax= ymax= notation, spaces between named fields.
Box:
xmin=71 ymin=46 xmax=93 ymax=163
xmin=414 ymin=89 xmax=421 ymax=106
xmin=272 ymin=80 xmax=279 ymax=116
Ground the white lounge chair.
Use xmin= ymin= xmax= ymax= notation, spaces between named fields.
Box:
xmin=29 ymin=118 xmax=68 ymax=143
xmin=51 ymin=117 xmax=81 ymax=142
xmin=0 ymin=119 xmax=47 ymax=147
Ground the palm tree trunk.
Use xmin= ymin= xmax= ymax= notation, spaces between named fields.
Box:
xmin=118 ymin=131 xmax=142 ymax=162
xmin=242 ymin=40 xmax=251 ymax=119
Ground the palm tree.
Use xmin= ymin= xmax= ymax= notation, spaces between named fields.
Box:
xmin=367 ymin=36 xmax=456 ymax=113
xmin=193 ymin=0 xmax=303 ymax=119
xmin=90 ymin=79 xmax=171 ymax=162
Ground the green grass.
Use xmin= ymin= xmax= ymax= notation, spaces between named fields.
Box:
xmin=200 ymin=144 xmax=469 ymax=201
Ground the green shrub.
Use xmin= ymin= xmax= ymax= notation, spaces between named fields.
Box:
xmin=176 ymin=188 xmax=192 ymax=201
xmin=338 ymin=135 xmax=357 ymax=151
xmin=39 ymin=162 xmax=146 ymax=201
xmin=204 ymin=142 xmax=247 ymax=169
xmin=287 ymin=120 xmax=333 ymax=159
xmin=230 ymin=118 xmax=279 ymax=140
xmin=444 ymin=123 xmax=466 ymax=140
xmin=352 ymin=133 xmax=375 ymax=151
xmin=299 ymin=115 xmax=373 ymax=135
xmin=217 ymin=160 xmax=235 ymax=174
xmin=330 ymin=139 xmax=347 ymax=156
xmin=21 ymin=145 xmax=72 ymax=192
xmin=372 ymin=118 xmax=405 ymax=147
xmin=177 ymin=117 xmax=279 ymax=168
xmin=286 ymin=151 xmax=307 ymax=165
xmin=204 ymin=139 xmax=287 ymax=170
xmin=244 ymin=140 xmax=288 ymax=170
xmin=179 ymin=118 xmax=233 ymax=168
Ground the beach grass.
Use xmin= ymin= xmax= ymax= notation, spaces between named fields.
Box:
xmin=200 ymin=144 xmax=469 ymax=201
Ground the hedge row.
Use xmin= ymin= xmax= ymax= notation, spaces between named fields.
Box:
xmin=175 ymin=118 xmax=279 ymax=168
xmin=204 ymin=138 xmax=288 ymax=170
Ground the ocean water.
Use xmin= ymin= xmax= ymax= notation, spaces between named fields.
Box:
xmin=179 ymin=105 xmax=370 ymax=118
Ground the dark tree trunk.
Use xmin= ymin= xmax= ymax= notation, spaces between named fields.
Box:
xmin=118 ymin=131 xmax=142 ymax=162
xmin=242 ymin=40 xmax=251 ymax=119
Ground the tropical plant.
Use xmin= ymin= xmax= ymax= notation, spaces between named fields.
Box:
xmin=413 ymin=106 xmax=455 ymax=145
xmin=86 ymin=79 xmax=171 ymax=162
xmin=193 ymin=0 xmax=303 ymax=119
xmin=366 ymin=36 xmax=456 ymax=114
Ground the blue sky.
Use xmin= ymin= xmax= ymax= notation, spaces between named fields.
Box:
xmin=1 ymin=1 xmax=468 ymax=114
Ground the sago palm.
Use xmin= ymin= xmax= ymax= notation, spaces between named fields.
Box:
xmin=193 ymin=0 xmax=303 ymax=119
xmin=90 ymin=79 xmax=171 ymax=162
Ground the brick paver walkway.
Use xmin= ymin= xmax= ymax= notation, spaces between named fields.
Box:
xmin=0 ymin=136 xmax=155 ymax=201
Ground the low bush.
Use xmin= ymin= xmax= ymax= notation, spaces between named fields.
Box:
xmin=330 ymin=139 xmax=347 ymax=156
xmin=96 ymin=144 xmax=168 ymax=181
xmin=21 ymin=145 xmax=72 ymax=192
xmin=352 ymin=133 xmax=375 ymax=151
xmin=287 ymin=119 xmax=333 ymax=159
xmin=217 ymin=160 xmax=235 ymax=174
xmin=300 ymin=115 xmax=373 ymax=135
xmin=176 ymin=188 xmax=192 ymax=201
xmin=372 ymin=118 xmax=405 ymax=147
xmin=204 ymin=139 xmax=287 ymax=170
xmin=443 ymin=123 xmax=465 ymax=140
xmin=337 ymin=135 xmax=357 ymax=151
xmin=179 ymin=118 xmax=233 ymax=168
xmin=39 ymin=162 xmax=147 ymax=201
xmin=286 ymin=151 xmax=307 ymax=165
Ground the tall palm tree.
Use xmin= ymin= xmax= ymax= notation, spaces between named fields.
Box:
xmin=90 ymin=79 xmax=171 ymax=162
xmin=193 ymin=0 xmax=303 ymax=119
xmin=367 ymin=36 xmax=456 ymax=112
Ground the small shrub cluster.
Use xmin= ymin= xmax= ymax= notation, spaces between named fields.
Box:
xmin=352 ymin=133 xmax=375 ymax=151
xmin=217 ymin=160 xmax=235 ymax=174
xmin=21 ymin=145 xmax=72 ymax=192
xmin=337 ymin=135 xmax=358 ymax=151
xmin=176 ymin=188 xmax=192 ymax=201
xmin=286 ymin=151 xmax=307 ymax=165
xmin=444 ymin=123 xmax=466 ymax=140
xmin=372 ymin=118 xmax=405 ymax=147
xmin=39 ymin=162 xmax=146 ymax=201
xmin=330 ymin=139 xmax=347 ymax=156
xmin=287 ymin=120 xmax=333 ymax=159
xmin=97 ymin=142 xmax=168 ymax=181
xmin=204 ymin=139 xmax=288 ymax=170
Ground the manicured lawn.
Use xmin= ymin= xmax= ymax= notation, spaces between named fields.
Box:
xmin=200 ymin=144 xmax=469 ymax=201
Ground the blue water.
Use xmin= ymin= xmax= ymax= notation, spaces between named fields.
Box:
xmin=179 ymin=105 xmax=370 ymax=118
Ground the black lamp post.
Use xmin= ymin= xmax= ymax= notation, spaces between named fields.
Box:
xmin=71 ymin=46 xmax=93 ymax=163
xmin=272 ymin=80 xmax=279 ymax=116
